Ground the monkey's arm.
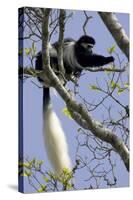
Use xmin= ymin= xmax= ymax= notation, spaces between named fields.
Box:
xmin=84 ymin=54 xmax=114 ymax=67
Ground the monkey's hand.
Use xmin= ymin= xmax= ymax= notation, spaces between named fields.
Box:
xmin=85 ymin=54 xmax=115 ymax=67
xmin=106 ymin=56 xmax=115 ymax=63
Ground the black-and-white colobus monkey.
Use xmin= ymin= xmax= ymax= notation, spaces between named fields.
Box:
xmin=36 ymin=35 xmax=114 ymax=78
xmin=35 ymin=35 xmax=114 ymax=175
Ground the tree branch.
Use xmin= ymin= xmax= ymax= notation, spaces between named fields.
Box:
xmin=98 ymin=12 xmax=129 ymax=60
xmin=86 ymin=67 xmax=126 ymax=73
xmin=83 ymin=11 xmax=92 ymax=35
xmin=41 ymin=8 xmax=51 ymax=69
xmin=57 ymin=9 xmax=66 ymax=75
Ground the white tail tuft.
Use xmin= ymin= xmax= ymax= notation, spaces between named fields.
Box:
xmin=43 ymin=105 xmax=72 ymax=175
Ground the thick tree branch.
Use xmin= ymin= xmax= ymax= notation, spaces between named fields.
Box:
xmin=57 ymin=9 xmax=66 ymax=75
xmin=98 ymin=12 xmax=129 ymax=60
xmin=41 ymin=8 xmax=51 ymax=69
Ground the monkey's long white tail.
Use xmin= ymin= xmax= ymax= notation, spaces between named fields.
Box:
xmin=43 ymin=89 xmax=71 ymax=175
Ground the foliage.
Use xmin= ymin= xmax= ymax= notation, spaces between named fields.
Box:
xmin=107 ymin=44 xmax=116 ymax=54
xmin=19 ymin=158 xmax=76 ymax=192
xmin=89 ymin=85 xmax=101 ymax=92
xmin=62 ymin=107 xmax=73 ymax=119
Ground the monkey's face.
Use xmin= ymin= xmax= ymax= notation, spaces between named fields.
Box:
xmin=77 ymin=35 xmax=95 ymax=53
xmin=80 ymin=42 xmax=94 ymax=52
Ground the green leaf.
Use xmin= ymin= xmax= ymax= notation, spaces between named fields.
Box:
xmin=43 ymin=176 xmax=49 ymax=183
xmin=66 ymin=183 xmax=73 ymax=189
xmin=110 ymin=81 xmax=120 ymax=89
xmin=90 ymin=85 xmax=101 ymax=91
xmin=37 ymin=184 xmax=46 ymax=192
xmin=20 ymin=170 xmax=32 ymax=177
xmin=107 ymin=44 xmax=116 ymax=54
xmin=20 ymin=172 xmax=28 ymax=177
xmin=25 ymin=170 xmax=32 ymax=177
xmin=28 ymin=158 xmax=36 ymax=167
xmin=62 ymin=108 xmax=72 ymax=119
xmin=25 ymin=48 xmax=31 ymax=56
xmin=110 ymin=81 xmax=115 ymax=89
xmin=62 ymin=168 xmax=71 ymax=174
xmin=124 ymin=83 xmax=129 ymax=89
xmin=19 ymin=162 xmax=30 ymax=168
xmin=117 ymin=88 xmax=125 ymax=95
xmin=48 ymin=172 xmax=58 ymax=180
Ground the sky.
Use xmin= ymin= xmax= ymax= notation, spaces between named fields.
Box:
xmin=19 ymin=9 xmax=129 ymax=193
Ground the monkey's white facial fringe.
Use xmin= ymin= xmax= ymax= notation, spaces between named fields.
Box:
xmin=43 ymin=105 xmax=72 ymax=175
xmin=63 ymin=42 xmax=84 ymax=70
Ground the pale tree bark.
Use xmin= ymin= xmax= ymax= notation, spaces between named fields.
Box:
xmin=41 ymin=8 xmax=51 ymax=69
xmin=98 ymin=12 xmax=129 ymax=60
xmin=41 ymin=9 xmax=129 ymax=172
xmin=57 ymin=9 xmax=66 ymax=75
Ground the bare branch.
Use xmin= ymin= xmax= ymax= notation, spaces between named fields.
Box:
xmin=83 ymin=11 xmax=92 ymax=35
xmin=86 ymin=66 xmax=126 ymax=73
xmin=19 ymin=67 xmax=42 ymax=77
xmin=98 ymin=12 xmax=129 ymax=60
